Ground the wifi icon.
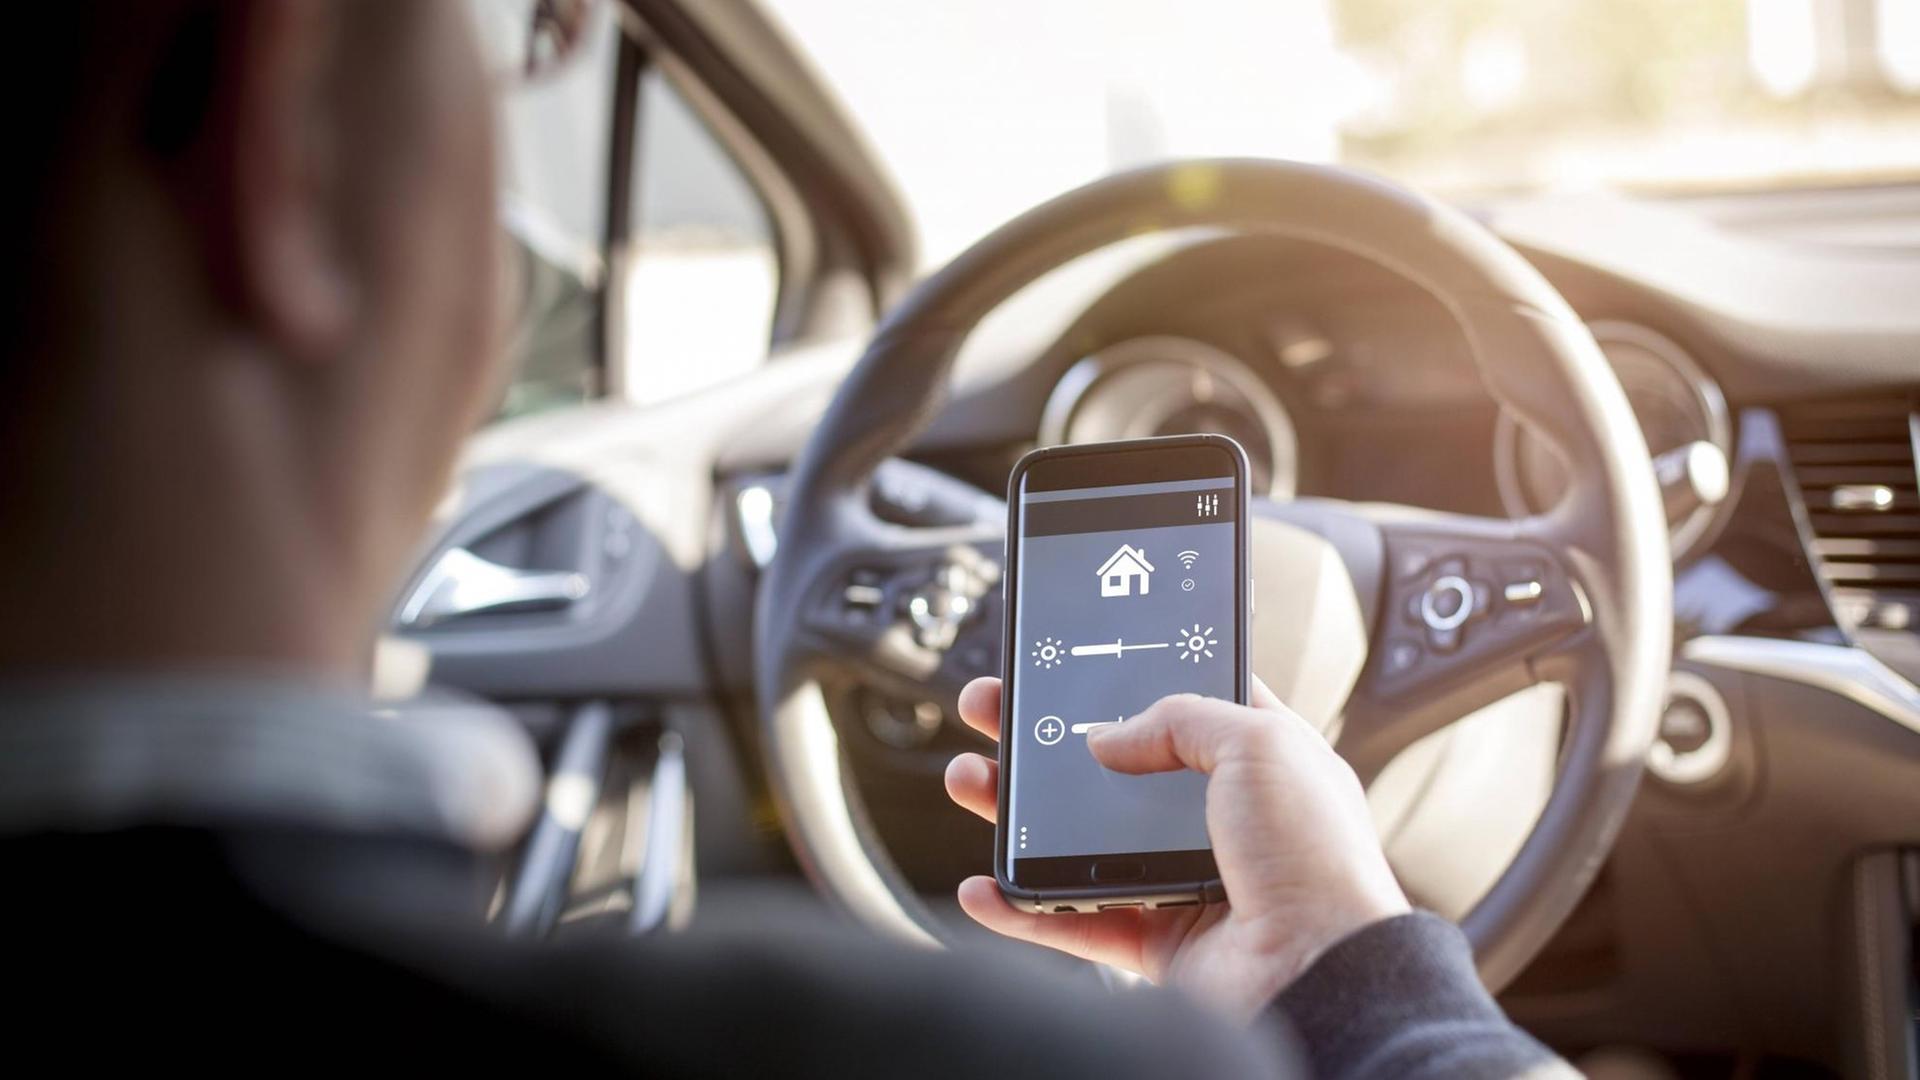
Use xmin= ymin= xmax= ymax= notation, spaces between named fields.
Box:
xmin=1177 ymin=550 xmax=1199 ymax=570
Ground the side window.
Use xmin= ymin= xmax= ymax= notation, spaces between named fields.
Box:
xmin=618 ymin=69 xmax=780 ymax=405
xmin=494 ymin=9 xmax=616 ymax=421
xmin=492 ymin=26 xmax=782 ymax=419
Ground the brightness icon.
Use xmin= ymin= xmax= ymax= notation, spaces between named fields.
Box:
xmin=1177 ymin=624 xmax=1217 ymax=663
xmin=1032 ymin=636 xmax=1066 ymax=669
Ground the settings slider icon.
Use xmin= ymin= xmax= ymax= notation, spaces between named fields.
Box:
xmin=1031 ymin=636 xmax=1067 ymax=669
xmin=1177 ymin=624 xmax=1218 ymax=663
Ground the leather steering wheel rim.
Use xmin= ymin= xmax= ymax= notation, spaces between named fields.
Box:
xmin=755 ymin=159 xmax=1671 ymax=991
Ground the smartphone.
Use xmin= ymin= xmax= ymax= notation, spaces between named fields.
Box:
xmin=996 ymin=434 xmax=1251 ymax=912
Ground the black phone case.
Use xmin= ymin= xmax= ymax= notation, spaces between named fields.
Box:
xmin=993 ymin=433 xmax=1252 ymax=913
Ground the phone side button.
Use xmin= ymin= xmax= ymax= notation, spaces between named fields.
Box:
xmin=1090 ymin=859 xmax=1147 ymax=883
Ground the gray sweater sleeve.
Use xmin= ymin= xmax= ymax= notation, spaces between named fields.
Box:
xmin=1269 ymin=911 xmax=1578 ymax=1079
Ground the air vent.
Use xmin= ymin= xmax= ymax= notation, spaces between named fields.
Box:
xmin=1781 ymin=397 xmax=1920 ymax=634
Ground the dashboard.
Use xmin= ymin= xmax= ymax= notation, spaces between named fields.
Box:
xmin=1016 ymin=235 xmax=1738 ymax=552
xmin=1043 ymin=314 xmax=1734 ymax=558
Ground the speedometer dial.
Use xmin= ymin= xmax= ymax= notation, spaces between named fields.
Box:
xmin=1495 ymin=321 xmax=1731 ymax=561
xmin=1039 ymin=336 xmax=1299 ymax=497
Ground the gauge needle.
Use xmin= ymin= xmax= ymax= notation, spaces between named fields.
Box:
xmin=1069 ymin=639 xmax=1170 ymax=658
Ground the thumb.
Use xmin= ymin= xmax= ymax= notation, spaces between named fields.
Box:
xmin=1087 ymin=693 xmax=1270 ymax=776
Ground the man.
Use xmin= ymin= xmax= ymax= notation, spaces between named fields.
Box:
xmin=1 ymin=3 xmax=1570 ymax=1076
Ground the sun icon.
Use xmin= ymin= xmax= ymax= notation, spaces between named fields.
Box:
xmin=1177 ymin=624 xmax=1217 ymax=663
xmin=1032 ymin=636 xmax=1066 ymax=669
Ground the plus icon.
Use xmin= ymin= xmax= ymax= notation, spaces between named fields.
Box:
xmin=1033 ymin=715 xmax=1065 ymax=746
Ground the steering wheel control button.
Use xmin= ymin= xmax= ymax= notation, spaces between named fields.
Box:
xmin=906 ymin=561 xmax=990 ymax=650
xmin=1372 ymin=535 xmax=1589 ymax=701
xmin=839 ymin=567 xmax=888 ymax=621
xmin=1503 ymin=580 xmax=1544 ymax=605
xmin=1034 ymin=715 xmax=1066 ymax=746
xmin=1393 ymin=549 xmax=1431 ymax=582
xmin=1403 ymin=592 xmax=1425 ymax=626
xmin=1383 ymin=639 xmax=1422 ymax=676
xmin=1420 ymin=575 xmax=1474 ymax=632
xmin=1090 ymin=859 xmax=1147 ymax=883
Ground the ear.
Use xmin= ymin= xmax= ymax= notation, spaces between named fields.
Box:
xmin=194 ymin=0 xmax=356 ymax=361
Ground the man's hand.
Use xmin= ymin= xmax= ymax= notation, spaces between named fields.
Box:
xmin=944 ymin=677 xmax=1410 ymax=1021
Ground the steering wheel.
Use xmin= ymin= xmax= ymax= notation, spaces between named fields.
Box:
xmin=755 ymin=160 xmax=1671 ymax=991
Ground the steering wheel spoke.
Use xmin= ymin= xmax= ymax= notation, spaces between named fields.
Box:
xmin=1338 ymin=510 xmax=1590 ymax=778
xmin=795 ymin=514 xmax=1005 ymax=705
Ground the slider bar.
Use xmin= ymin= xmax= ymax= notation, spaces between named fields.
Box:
xmin=1069 ymin=639 xmax=1170 ymax=658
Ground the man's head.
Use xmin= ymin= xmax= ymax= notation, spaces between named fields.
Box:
xmin=0 ymin=2 xmax=505 ymax=677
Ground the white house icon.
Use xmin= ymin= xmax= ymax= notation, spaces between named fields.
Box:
xmin=1097 ymin=544 xmax=1155 ymax=598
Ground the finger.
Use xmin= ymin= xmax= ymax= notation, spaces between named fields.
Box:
xmin=943 ymin=752 xmax=998 ymax=823
xmin=1249 ymin=673 xmax=1285 ymax=713
xmin=955 ymin=876 xmax=1144 ymax=973
xmin=956 ymin=677 xmax=1002 ymax=741
xmin=1087 ymin=693 xmax=1277 ymax=776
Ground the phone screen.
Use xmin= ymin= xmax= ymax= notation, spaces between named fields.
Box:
xmin=1004 ymin=442 xmax=1244 ymax=890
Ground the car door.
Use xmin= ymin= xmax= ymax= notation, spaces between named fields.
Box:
xmin=385 ymin=0 xmax=916 ymax=937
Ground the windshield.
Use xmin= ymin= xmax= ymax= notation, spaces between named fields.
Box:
xmin=768 ymin=0 xmax=1920 ymax=264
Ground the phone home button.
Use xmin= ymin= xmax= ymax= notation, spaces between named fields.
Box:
xmin=1090 ymin=859 xmax=1147 ymax=883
